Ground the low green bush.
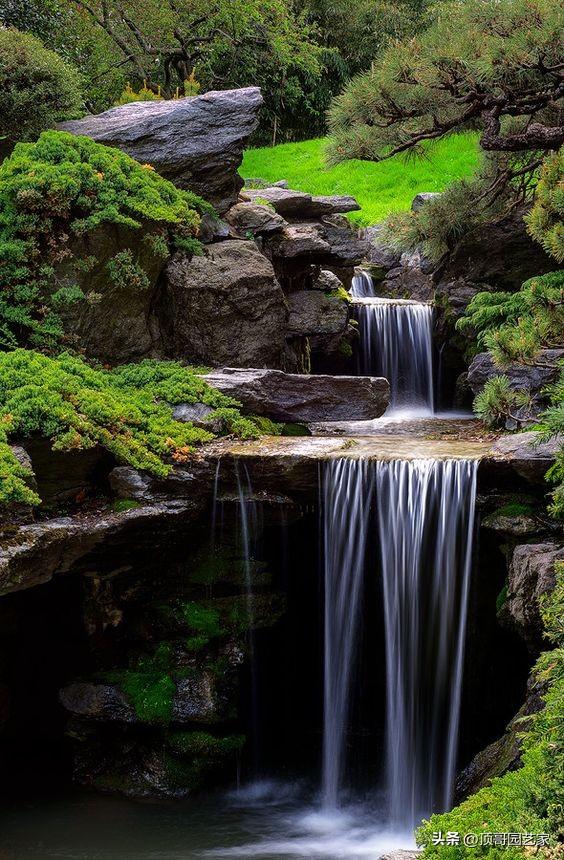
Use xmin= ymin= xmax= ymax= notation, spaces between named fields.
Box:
xmin=0 ymin=29 xmax=83 ymax=148
xmin=0 ymin=350 xmax=271 ymax=506
xmin=417 ymin=563 xmax=564 ymax=857
xmin=0 ymin=130 xmax=213 ymax=349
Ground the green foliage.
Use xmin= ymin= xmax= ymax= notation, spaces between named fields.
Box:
xmin=241 ymin=135 xmax=479 ymax=226
xmin=0 ymin=130 xmax=211 ymax=348
xmin=473 ymin=376 xmax=531 ymax=429
xmin=109 ymin=642 xmax=176 ymax=724
xmin=167 ymin=730 xmax=244 ymax=758
xmin=0 ymin=350 xmax=270 ymax=506
xmin=111 ymin=498 xmax=139 ymax=512
xmin=0 ymin=28 xmax=83 ymax=147
xmin=536 ymin=366 xmax=564 ymax=520
xmin=114 ymin=81 xmax=164 ymax=105
xmin=327 ymin=0 xmax=562 ymax=165
xmin=458 ymin=271 xmax=564 ymax=367
xmin=183 ymin=602 xmax=222 ymax=650
xmin=418 ymin=561 xmax=564 ymax=856
xmin=107 ymin=250 xmax=151 ymax=291
xmin=525 ymin=148 xmax=564 ymax=264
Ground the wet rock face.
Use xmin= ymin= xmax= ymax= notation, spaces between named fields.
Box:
xmin=59 ymin=87 xmax=263 ymax=213
xmin=204 ymin=367 xmax=390 ymax=421
xmin=241 ymin=187 xmax=360 ymax=219
xmin=164 ymin=240 xmax=287 ymax=367
xmin=500 ymin=542 xmax=564 ymax=650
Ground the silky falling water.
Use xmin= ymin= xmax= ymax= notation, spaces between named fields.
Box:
xmin=321 ymin=458 xmax=375 ymax=809
xmin=354 ymin=296 xmax=434 ymax=412
xmin=350 ymin=269 xmax=377 ymax=298
xmin=375 ymin=458 xmax=477 ymax=829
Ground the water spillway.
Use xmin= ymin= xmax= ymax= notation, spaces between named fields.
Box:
xmin=350 ymin=269 xmax=377 ymax=298
xmin=354 ymin=298 xmax=434 ymax=413
xmin=321 ymin=456 xmax=478 ymax=827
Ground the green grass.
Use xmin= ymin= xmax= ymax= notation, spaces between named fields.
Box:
xmin=241 ymin=135 xmax=480 ymax=226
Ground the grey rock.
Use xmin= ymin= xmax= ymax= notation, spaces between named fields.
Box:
xmin=55 ymin=222 xmax=166 ymax=363
xmin=490 ymin=432 xmax=561 ymax=483
xmin=272 ymin=223 xmax=331 ymax=257
xmin=379 ymin=852 xmax=421 ymax=860
xmin=312 ymin=270 xmax=344 ymax=291
xmin=0 ymin=501 xmax=198 ymax=597
xmin=204 ymin=367 xmax=389 ymax=422
xmin=59 ymin=87 xmax=263 ymax=212
xmin=60 ymin=683 xmax=135 ymax=722
xmin=501 ymin=542 xmax=564 ymax=649
xmin=467 ymin=350 xmax=564 ymax=413
xmin=164 ymin=240 xmax=287 ymax=368
xmin=481 ymin=510 xmax=541 ymax=537
xmin=362 ymin=224 xmax=401 ymax=269
xmin=411 ymin=191 xmax=441 ymax=211
xmin=198 ymin=214 xmax=232 ymax=244
xmin=241 ymin=187 xmax=359 ymax=219
xmin=108 ymin=466 xmax=155 ymax=502
xmin=173 ymin=674 xmax=220 ymax=723
xmin=287 ymin=290 xmax=349 ymax=336
xmin=224 ymin=202 xmax=286 ymax=235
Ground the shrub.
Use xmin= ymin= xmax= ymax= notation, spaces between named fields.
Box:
xmin=0 ymin=130 xmax=213 ymax=349
xmin=526 ymin=148 xmax=564 ymax=264
xmin=0 ymin=350 xmax=272 ymax=506
xmin=458 ymin=272 xmax=564 ymax=368
xmin=473 ymin=376 xmax=532 ymax=429
xmin=0 ymin=29 xmax=83 ymax=148
xmin=417 ymin=562 xmax=564 ymax=857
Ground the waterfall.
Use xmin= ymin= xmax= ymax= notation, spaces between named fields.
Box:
xmin=350 ymin=269 xmax=377 ymax=298
xmin=354 ymin=298 xmax=434 ymax=412
xmin=321 ymin=458 xmax=374 ymax=809
xmin=320 ymin=456 xmax=477 ymax=826
xmin=375 ymin=458 xmax=477 ymax=829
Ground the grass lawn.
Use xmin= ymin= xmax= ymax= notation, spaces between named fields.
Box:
xmin=241 ymin=135 xmax=480 ymax=226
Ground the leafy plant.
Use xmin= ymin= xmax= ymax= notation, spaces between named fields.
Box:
xmin=0 ymin=350 xmax=272 ymax=506
xmin=0 ymin=130 xmax=213 ymax=349
xmin=0 ymin=28 xmax=83 ymax=148
xmin=418 ymin=561 xmax=564 ymax=856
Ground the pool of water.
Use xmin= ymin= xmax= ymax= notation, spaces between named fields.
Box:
xmin=0 ymin=781 xmax=415 ymax=860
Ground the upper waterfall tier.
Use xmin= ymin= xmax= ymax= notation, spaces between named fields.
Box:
xmin=353 ymin=296 xmax=435 ymax=415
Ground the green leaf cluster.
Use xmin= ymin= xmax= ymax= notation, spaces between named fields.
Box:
xmin=0 ymin=350 xmax=270 ymax=506
xmin=417 ymin=561 xmax=564 ymax=857
xmin=0 ymin=28 xmax=83 ymax=148
xmin=0 ymin=130 xmax=211 ymax=349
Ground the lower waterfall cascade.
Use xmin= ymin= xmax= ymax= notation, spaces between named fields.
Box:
xmin=321 ymin=456 xmax=478 ymax=829
xmin=351 ymin=271 xmax=435 ymax=414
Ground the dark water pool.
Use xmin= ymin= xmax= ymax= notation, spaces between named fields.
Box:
xmin=0 ymin=781 xmax=414 ymax=860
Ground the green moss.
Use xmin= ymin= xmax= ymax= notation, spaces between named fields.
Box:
xmin=327 ymin=287 xmax=351 ymax=303
xmin=0 ymin=351 xmax=274 ymax=506
xmin=164 ymin=731 xmax=245 ymax=790
xmin=111 ymin=498 xmax=140 ymax=513
xmin=493 ymin=503 xmax=535 ymax=518
xmin=337 ymin=340 xmax=353 ymax=359
xmin=106 ymin=643 xmax=177 ymax=725
xmin=168 ymin=730 xmax=245 ymax=758
xmin=0 ymin=130 xmax=213 ymax=349
xmin=281 ymin=423 xmax=312 ymax=437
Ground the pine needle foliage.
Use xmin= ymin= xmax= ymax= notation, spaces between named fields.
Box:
xmin=525 ymin=147 xmax=564 ymax=264
xmin=458 ymin=271 xmax=564 ymax=367
xmin=0 ymin=131 xmax=212 ymax=349
xmin=0 ymin=350 xmax=273 ymax=507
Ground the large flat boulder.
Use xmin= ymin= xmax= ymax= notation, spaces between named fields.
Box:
xmin=241 ymin=187 xmax=359 ymax=219
xmin=203 ymin=368 xmax=389 ymax=421
xmin=164 ymin=240 xmax=287 ymax=367
xmin=59 ymin=87 xmax=263 ymax=212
